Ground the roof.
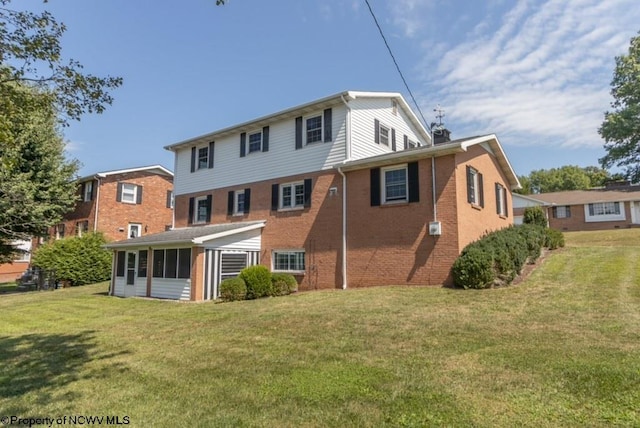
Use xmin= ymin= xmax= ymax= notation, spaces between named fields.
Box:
xmin=104 ymin=220 xmax=266 ymax=249
xmin=338 ymin=134 xmax=521 ymax=190
xmin=528 ymin=186 xmax=640 ymax=205
xmin=163 ymin=91 xmax=432 ymax=151
xmin=511 ymin=193 xmax=550 ymax=205
xmin=77 ymin=165 xmax=173 ymax=182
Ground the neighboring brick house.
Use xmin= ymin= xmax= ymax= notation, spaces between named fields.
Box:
xmin=513 ymin=183 xmax=640 ymax=231
xmin=0 ymin=240 xmax=32 ymax=283
xmin=105 ymin=91 xmax=520 ymax=301
xmin=49 ymin=165 xmax=174 ymax=242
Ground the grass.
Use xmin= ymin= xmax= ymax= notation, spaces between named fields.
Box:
xmin=1 ymin=229 xmax=639 ymax=427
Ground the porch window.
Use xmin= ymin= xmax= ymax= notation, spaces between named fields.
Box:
xmin=151 ymin=248 xmax=191 ymax=279
xmin=138 ymin=250 xmax=148 ymax=277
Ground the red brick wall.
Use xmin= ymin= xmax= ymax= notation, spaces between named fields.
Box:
xmin=52 ymin=171 xmax=173 ymax=242
xmin=0 ymin=261 xmax=29 ymax=283
xmin=547 ymin=202 xmax=634 ymax=231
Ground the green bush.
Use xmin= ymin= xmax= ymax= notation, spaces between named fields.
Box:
xmin=220 ymin=277 xmax=247 ymax=301
xmin=523 ymin=206 xmax=548 ymax=227
xmin=31 ymin=232 xmax=111 ymax=286
xmin=271 ymin=273 xmax=298 ymax=296
xmin=545 ymin=228 xmax=565 ymax=250
xmin=239 ymin=265 xmax=272 ymax=299
xmin=452 ymin=245 xmax=495 ymax=289
xmin=517 ymin=224 xmax=547 ymax=263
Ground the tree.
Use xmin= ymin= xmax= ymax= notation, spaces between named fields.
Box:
xmin=599 ymin=31 xmax=640 ymax=182
xmin=0 ymin=0 xmax=122 ymax=261
xmin=514 ymin=165 xmax=615 ymax=194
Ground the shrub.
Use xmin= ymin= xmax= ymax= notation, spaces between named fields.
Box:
xmin=271 ymin=273 xmax=298 ymax=296
xmin=452 ymin=245 xmax=495 ymax=289
xmin=31 ymin=232 xmax=111 ymax=286
xmin=545 ymin=228 xmax=565 ymax=250
xmin=517 ymin=224 xmax=547 ymax=263
xmin=239 ymin=265 xmax=272 ymax=299
xmin=523 ymin=206 xmax=548 ymax=227
xmin=220 ymin=277 xmax=247 ymax=301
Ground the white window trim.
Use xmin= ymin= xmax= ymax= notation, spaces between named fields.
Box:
xmin=128 ymin=223 xmax=142 ymax=239
xmin=280 ymin=181 xmax=305 ymax=211
xmin=234 ymin=190 xmax=245 ymax=215
xmin=496 ymin=184 xmax=507 ymax=216
xmin=469 ymin=167 xmax=480 ymax=206
xmin=304 ymin=113 xmax=324 ymax=145
xmin=194 ymin=196 xmax=209 ymax=224
xmin=554 ymin=206 xmax=570 ymax=219
xmin=83 ymin=181 xmax=93 ymax=202
xmin=381 ymin=164 xmax=408 ymax=205
xmin=406 ymin=138 xmax=418 ymax=149
xmin=197 ymin=146 xmax=209 ymax=170
xmin=584 ymin=202 xmax=625 ymax=222
xmin=247 ymin=131 xmax=263 ymax=154
xmin=121 ymin=183 xmax=138 ymax=204
xmin=272 ymin=249 xmax=306 ymax=274
xmin=76 ymin=221 xmax=89 ymax=237
xmin=378 ymin=122 xmax=390 ymax=146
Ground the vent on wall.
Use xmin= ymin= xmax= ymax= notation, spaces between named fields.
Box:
xmin=428 ymin=221 xmax=442 ymax=236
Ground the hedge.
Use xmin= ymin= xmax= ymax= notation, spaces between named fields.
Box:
xmin=239 ymin=265 xmax=272 ymax=299
xmin=271 ymin=273 xmax=298 ymax=296
xmin=220 ymin=277 xmax=247 ymax=301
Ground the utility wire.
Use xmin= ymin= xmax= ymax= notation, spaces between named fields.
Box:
xmin=363 ymin=0 xmax=431 ymax=130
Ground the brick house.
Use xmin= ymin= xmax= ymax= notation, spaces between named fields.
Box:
xmin=49 ymin=165 xmax=174 ymax=242
xmin=513 ymin=183 xmax=640 ymax=231
xmin=105 ymin=91 xmax=520 ymax=300
xmin=0 ymin=240 xmax=32 ymax=283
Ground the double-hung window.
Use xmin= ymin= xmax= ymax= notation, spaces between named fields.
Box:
xmin=466 ymin=166 xmax=484 ymax=207
xmin=83 ymin=181 xmax=93 ymax=202
xmin=195 ymin=196 xmax=209 ymax=223
xmin=382 ymin=165 xmax=408 ymax=204
xmin=295 ymin=109 xmax=332 ymax=149
xmin=552 ymin=206 xmax=571 ymax=218
xmin=228 ymin=189 xmax=251 ymax=216
xmin=379 ymin=124 xmax=390 ymax=146
xmin=121 ymin=183 xmax=137 ymax=204
xmin=76 ymin=220 xmax=89 ymax=237
xmin=248 ymin=131 xmax=262 ymax=153
xmin=306 ymin=115 xmax=323 ymax=144
xmin=273 ymin=250 xmax=305 ymax=273
xmin=495 ymin=183 xmax=508 ymax=216
xmin=191 ymin=142 xmax=215 ymax=171
xmin=198 ymin=146 xmax=209 ymax=169
xmin=281 ymin=182 xmax=305 ymax=209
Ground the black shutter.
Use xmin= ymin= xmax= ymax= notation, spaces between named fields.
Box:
xmin=262 ymin=126 xmax=269 ymax=152
xmin=244 ymin=188 xmax=251 ymax=213
xmin=408 ymin=162 xmax=419 ymax=203
xmin=208 ymin=141 xmax=215 ymax=168
xmin=478 ymin=173 xmax=484 ymax=208
xmin=404 ymin=135 xmax=408 ymax=150
xmin=80 ymin=182 xmax=86 ymax=200
xmin=370 ymin=168 xmax=381 ymax=206
xmin=188 ymin=197 xmax=194 ymax=225
xmin=90 ymin=181 xmax=96 ymax=200
xmin=552 ymin=207 xmax=557 ymax=218
xmin=496 ymin=183 xmax=501 ymax=214
xmin=136 ymin=185 xmax=143 ymax=204
xmin=374 ymin=119 xmax=380 ymax=144
xmin=295 ymin=116 xmax=303 ymax=149
xmin=240 ymin=133 xmax=246 ymax=157
xmin=466 ymin=166 xmax=473 ymax=204
xmin=190 ymin=147 xmax=196 ymax=172
xmin=304 ymin=178 xmax=312 ymax=208
xmin=205 ymin=195 xmax=212 ymax=223
xmin=271 ymin=184 xmax=279 ymax=211
xmin=227 ymin=191 xmax=234 ymax=215
xmin=566 ymin=206 xmax=571 ymax=218
xmin=504 ymin=189 xmax=509 ymax=217
xmin=323 ymin=108 xmax=332 ymax=142
xmin=391 ymin=128 xmax=396 ymax=151
xmin=116 ymin=182 xmax=123 ymax=202
xmin=166 ymin=190 xmax=173 ymax=208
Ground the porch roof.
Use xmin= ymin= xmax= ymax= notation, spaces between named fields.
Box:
xmin=104 ymin=220 xmax=266 ymax=249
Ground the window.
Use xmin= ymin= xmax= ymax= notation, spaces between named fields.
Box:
xmin=117 ymin=182 xmax=142 ymax=205
xmin=83 ymin=181 xmax=93 ymax=202
xmin=55 ymin=224 xmax=65 ymax=240
xmin=374 ymin=119 xmax=395 ymax=149
xmin=228 ymin=189 xmax=251 ymax=215
xmin=404 ymin=135 xmax=418 ymax=149
xmin=191 ymin=142 xmax=215 ymax=171
xmin=198 ymin=146 xmax=209 ymax=169
xmin=281 ymin=182 xmax=305 ymax=209
xmin=552 ymin=206 xmax=571 ymax=219
xmin=382 ymin=165 xmax=408 ymax=204
xmin=466 ymin=166 xmax=484 ymax=207
xmin=585 ymin=202 xmax=624 ymax=222
xmin=248 ymin=131 xmax=262 ymax=153
xmin=152 ymin=248 xmax=191 ymax=279
xmin=379 ymin=124 xmax=390 ymax=146
xmin=495 ymin=183 xmax=508 ymax=216
xmin=235 ymin=191 xmax=245 ymax=214
xmin=306 ymin=115 xmax=323 ymax=144
xmin=116 ymin=251 xmax=126 ymax=277
xmin=273 ymin=250 xmax=305 ymax=273
xmin=189 ymin=195 xmax=212 ymax=224
xmin=76 ymin=221 xmax=89 ymax=237
xmin=138 ymin=250 xmax=148 ymax=277
xmin=128 ymin=223 xmax=142 ymax=239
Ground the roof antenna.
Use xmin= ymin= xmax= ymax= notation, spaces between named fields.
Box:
xmin=430 ymin=105 xmax=451 ymax=144
xmin=431 ymin=104 xmax=445 ymax=130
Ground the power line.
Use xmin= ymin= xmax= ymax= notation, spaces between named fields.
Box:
xmin=363 ymin=0 xmax=431 ymax=130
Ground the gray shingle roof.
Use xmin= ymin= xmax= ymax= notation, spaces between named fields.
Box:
xmin=531 ymin=186 xmax=640 ymax=205
xmin=104 ymin=220 xmax=266 ymax=249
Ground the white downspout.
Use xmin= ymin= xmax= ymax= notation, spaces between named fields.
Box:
xmin=338 ymin=94 xmax=352 ymax=290
xmin=431 ymin=156 xmax=437 ymax=221
xmin=93 ymin=176 xmax=101 ymax=232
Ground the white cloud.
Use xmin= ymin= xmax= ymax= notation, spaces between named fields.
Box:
xmin=392 ymin=0 xmax=640 ymax=149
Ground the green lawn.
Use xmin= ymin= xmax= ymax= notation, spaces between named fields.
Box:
xmin=1 ymin=229 xmax=639 ymax=427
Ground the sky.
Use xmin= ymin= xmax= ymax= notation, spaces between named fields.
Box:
xmin=15 ymin=0 xmax=640 ymax=178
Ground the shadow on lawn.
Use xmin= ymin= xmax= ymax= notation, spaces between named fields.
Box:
xmin=0 ymin=331 xmax=129 ymax=414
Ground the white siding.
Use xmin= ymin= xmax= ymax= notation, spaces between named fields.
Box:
xmin=173 ymin=105 xmax=347 ymax=196
xmin=512 ymin=194 xmax=545 ymax=209
xmin=350 ymin=97 xmax=425 ymax=161
xmin=150 ymin=278 xmax=191 ymax=300
xmin=113 ymin=279 xmax=124 ymax=297
xmin=203 ymin=228 xmax=261 ymax=250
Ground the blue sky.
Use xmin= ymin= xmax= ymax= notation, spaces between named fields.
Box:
xmin=17 ymin=0 xmax=640 ymax=178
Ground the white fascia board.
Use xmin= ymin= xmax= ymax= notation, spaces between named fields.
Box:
xmin=461 ymin=135 xmax=521 ymax=190
xmin=103 ymin=239 xmax=190 ymax=250
xmin=191 ymin=221 xmax=266 ymax=244
xmin=94 ymin=164 xmax=173 ymax=178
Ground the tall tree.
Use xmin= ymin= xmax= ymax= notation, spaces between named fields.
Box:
xmin=0 ymin=0 xmax=121 ymax=261
xmin=514 ymin=165 xmax=614 ymax=194
xmin=599 ymin=31 xmax=640 ymax=182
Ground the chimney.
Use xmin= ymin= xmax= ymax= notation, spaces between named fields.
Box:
xmin=433 ymin=128 xmax=451 ymax=145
